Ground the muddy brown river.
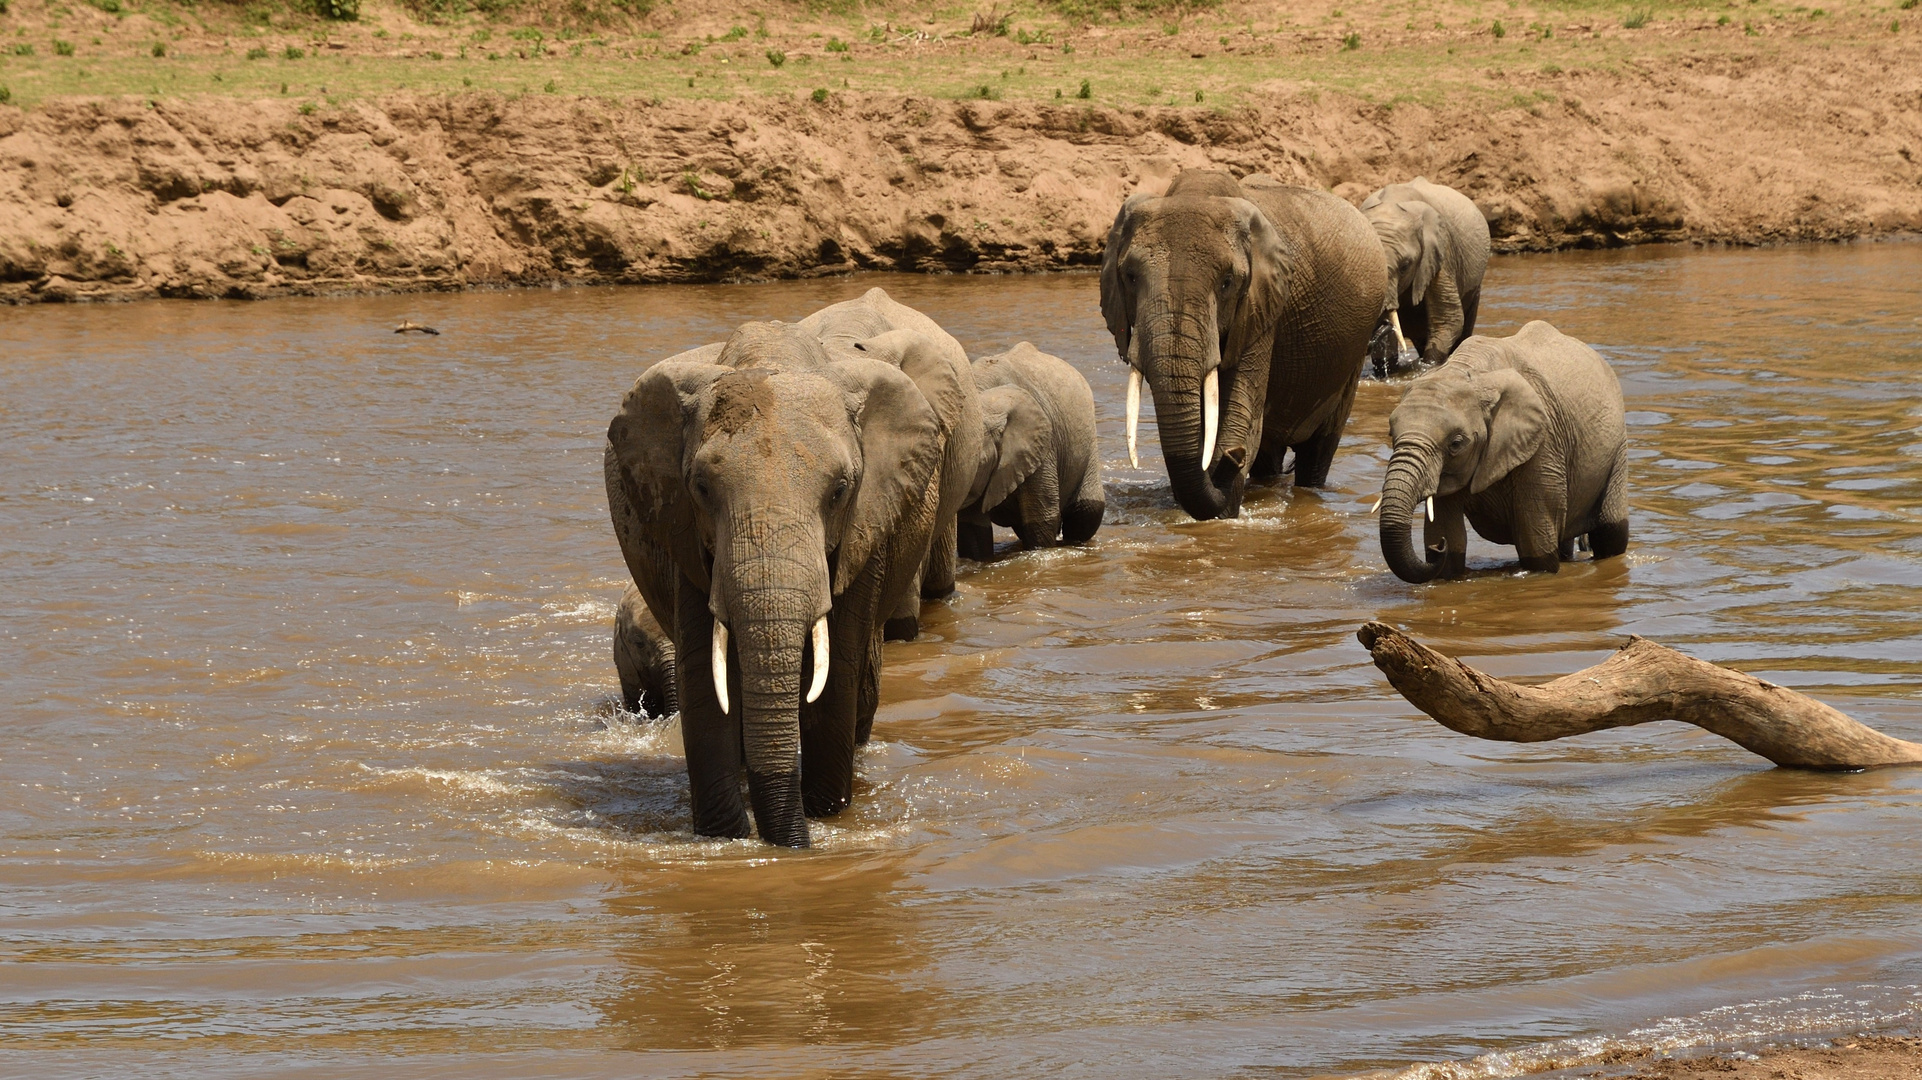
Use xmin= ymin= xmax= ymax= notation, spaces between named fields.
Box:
xmin=4 ymin=243 xmax=1922 ymax=1077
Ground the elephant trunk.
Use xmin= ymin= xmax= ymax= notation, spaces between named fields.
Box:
xmin=1138 ymin=309 xmax=1235 ymax=520
xmin=1380 ymin=442 xmax=1444 ymax=584
xmin=714 ymin=530 xmax=831 ymax=848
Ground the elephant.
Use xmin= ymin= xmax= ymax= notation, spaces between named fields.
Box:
xmin=956 ymin=342 xmax=1105 ymax=559
xmin=614 ymin=582 xmax=677 ymax=718
xmin=604 ymin=318 xmax=960 ymax=846
xmin=1378 ymin=320 xmax=1629 ymax=583
xmin=1360 ymin=177 xmax=1492 ymax=374
xmin=799 ymin=288 xmax=981 ymax=641
xmin=1100 ymin=169 xmax=1388 ymax=520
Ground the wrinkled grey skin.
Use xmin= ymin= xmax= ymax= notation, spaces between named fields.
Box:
xmin=1379 ymin=320 xmax=1629 ymax=583
xmin=614 ymin=582 xmax=677 ymax=718
xmin=799 ymin=288 xmax=981 ymax=642
xmin=1361 ymin=177 xmax=1492 ymax=372
xmin=1100 ymin=170 xmax=1387 ymax=519
xmin=957 ymin=342 xmax=1105 ymax=558
xmin=604 ymin=321 xmax=947 ymax=847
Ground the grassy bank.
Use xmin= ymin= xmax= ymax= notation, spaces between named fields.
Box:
xmin=0 ymin=0 xmax=1913 ymax=109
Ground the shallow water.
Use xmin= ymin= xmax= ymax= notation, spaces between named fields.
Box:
xmin=3 ymin=242 xmax=1922 ymax=1078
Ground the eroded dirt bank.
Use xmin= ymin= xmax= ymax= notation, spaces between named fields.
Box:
xmin=3 ymin=46 xmax=1920 ymax=303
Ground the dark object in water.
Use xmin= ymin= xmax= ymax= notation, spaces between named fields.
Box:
xmin=1365 ymin=318 xmax=1421 ymax=379
xmin=395 ymin=320 xmax=440 ymax=335
xmin=1357 ymin=621 xmax=1922 ymax=769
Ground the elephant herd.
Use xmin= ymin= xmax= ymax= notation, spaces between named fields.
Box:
xmin=602 ymin=168 xmax=1632 ymax=847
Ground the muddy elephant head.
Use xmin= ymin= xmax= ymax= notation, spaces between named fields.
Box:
xmin=1100 ymin=172 xmax=1290 ymax=520
xmin=606 ymin=321 xmax=941 ymax=846
xmin=1379 ymin=363 xmax=1548 ymax=583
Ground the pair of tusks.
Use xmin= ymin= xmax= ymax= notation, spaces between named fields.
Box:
xmin=709 ymin=616 xmax=831 ymax=714
xmin=1125 ymin=368 xmax=1219 ymax=471
xmin=1366 ymin=495 xmax=1436 ymax=522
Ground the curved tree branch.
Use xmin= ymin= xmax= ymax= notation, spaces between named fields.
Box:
xmin=1357 ymin=621 xmax=1922 ymax=770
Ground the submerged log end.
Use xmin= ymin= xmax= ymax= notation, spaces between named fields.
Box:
xmin=1357 ymin=621 xmax=1922 ymax=770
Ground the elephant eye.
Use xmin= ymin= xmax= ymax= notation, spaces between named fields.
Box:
xmin=1219 ymin=275 xmax=1234 ymax=294
xmin=832 ymin=477 xmax=851 ymax=503
xmin=1447 ymin=434 xmax=1468 ymax=454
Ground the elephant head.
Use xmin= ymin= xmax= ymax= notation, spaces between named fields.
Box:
xmin=1365 ymin=199 xmax=1445 ymax=351
xmin=606 ymin=321 xmax=941 ymax=845
xmin=1099 ymin=171 xmax=1290 ymax=520
xmin=968 ymin=383 xmax=1059 ymax=545
xmin=1380 ymin=363 xmax=1549 ymax=583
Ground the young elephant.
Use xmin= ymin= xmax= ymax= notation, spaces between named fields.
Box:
xmin=1361 ymin=177 xmax=1492 ymax=372
xmin=614 ymin=583 xmax=677 ymax=718
xmin=1379 ymin=320 xmax=1629 ymax=582
xmin=957 ymin=343 xmax=1105 ymax=558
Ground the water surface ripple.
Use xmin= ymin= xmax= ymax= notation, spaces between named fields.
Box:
xmin=3 ymin=243 xmax=1921 ymax=1078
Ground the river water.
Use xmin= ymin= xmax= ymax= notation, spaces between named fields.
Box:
xmin=3 ymin=242 xmax=1921 ymax=1078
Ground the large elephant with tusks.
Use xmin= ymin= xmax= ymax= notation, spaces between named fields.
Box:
xmin=1100 ymin=170 xmax=1387 ymax=519
xmin=604 ymin=319 xmax=963 ymax=847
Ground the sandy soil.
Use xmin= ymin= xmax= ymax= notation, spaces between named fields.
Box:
xmin=1610 ymin=1035 xmax=1922 ymax=1079
xmin=1 ymin=0 xmax=1918 ymax=302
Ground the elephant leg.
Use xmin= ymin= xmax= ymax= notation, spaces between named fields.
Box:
xmin=1589 ymin=444 xmax=1631 ymax=560
xmin=1250 ymin=443 xmax=1289 ymax=480
xmin=1290 ymin=380 xmax=1358 ymax=490
xmin=957 ymin=517 xmax=995 ymax=562
xmin=855 ymin=629 xmax=882 ymax=745
xmin=1558 ymin=538 xmax=1575 ymax=562
xmin=920 ymin=515 xmax=958 ymax=600
xmin=883 ymin=564 xmax=921 ymax=642
xmin=1512 ymin=472 xmax=1567 ymax=573
xmin=675 ymin=575 xmax=751 ymax=838
xmin=1459 ymin=287 xmax=1482 ymax=339
xmin=1424 ymin=496 xmax=1469 ymax=579
xmin=1061 ymin=499 xmax=1105 ymax=545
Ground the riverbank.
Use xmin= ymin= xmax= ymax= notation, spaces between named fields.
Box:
xmin=1615 ymin=1035 xmax=1922 ymax=1079
xmin=2 ymin=0 xmax=1918 ymax=302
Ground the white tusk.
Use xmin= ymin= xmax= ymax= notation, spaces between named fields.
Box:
xmin=1126 ymin=367 xmax=1141 ymax=470
xmin=1390 ymin=309 xmax=1408 ymax=356
xmin=805 ymin=616 xmax=830 ymax=704
xmin=1369 ymin=495 xmax=1383 ymax=515
xmin=1201 ymin=368 xmax=1219 ymax=469
xmin=711 ymin=619 xmax=730 ymax=715
xmin=1425 ymin=496 xmax=1435 ymax=522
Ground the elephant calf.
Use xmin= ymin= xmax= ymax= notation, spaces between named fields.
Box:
xmin=614 ymin=583 xmax=677 ymax=718
xmin=1379 ymin=320 xmax=1628 ymax=581
xmin=1361 ymin=177 xmax=1491 ymax=375
xmin=957 ymin=343 xmax=1104 ymax=559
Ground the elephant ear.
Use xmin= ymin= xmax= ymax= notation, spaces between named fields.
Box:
xmin=823 ymin=356 xmax=943 ymax=595
xmin=607 ymin=360 xmax=729 ymax=595
xmin=1098 ymin=193 xmax=1155 ymax=364
xmin=1403 ymin=201 xmax=1444 ymax=307
xmin=1224 ymin=197 xmax=1291 ymax=366
xmin=852 ymin=330 xmax=970 ymax=442
xmin=980 ymin=385 xmax=1051 ymax=513
xmin=1471 ymin=368 xmax=1550 ymax=494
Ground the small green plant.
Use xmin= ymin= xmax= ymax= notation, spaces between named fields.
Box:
xmin=680 ymin=40 xmax=703 ymax=54
xmin=1342 ymin=31 xmax=1361 ymax=49
xmin=684 ymin=171 xmax=713 ymax=199
xmin=0 ymin=86 xmax=10 ymax=104
xmin=1015 ymin=27 xmax=1052 ymax=44
xmin=1902 ymin=0 xmax=1918 ymax=10
xmin=1623 ymin=9 xmax=1651 ymax=27
xmin=15 ymin=43 xmax=36 ymax=56
xmin=279 ymin=81 xmax=288 ymax=93
xmin=462 ymin=76 xmax=472 ymax=86
xmin=971 ymin=83 xmax=999 ymax=99
xmin=543 ymin=78 xmax=557 ymax=92
xmin=1744 ymin=20 xmax=1757 ymax=32
xmin=1146 ymin=83 xmax=1162 ymax=97
xmin=247 ymin=45 xmax=269 ymax=58
xmin=150 ymin=42 xmax=164 ymax=56
xmin=428 ymin=50 xmax=442 ymax=59
xmin=284 ymin=44 xmax=304 ymax=58
xmin=1717 ymin=13 xmax=1731 ymax=24
xmin=1162 ymin=21 xmax=1180 ymax=34
xmin=766 ymin=48 xmax=785 ymax=66
xmin=1061 ymin=42 xmax=1075 ymax=54
xmin=1075 ymin=77 xmax=1091 ymax=98
xmin=107 ymin=242 xmax=123 ymax=256
xmin=86 ymin=0 xmax=119 ymax=11
xmin=54 ymin=39 xmax=75 ymax=55
xmin=825 ymin=36 xmax=848 ymax=51
xmin=1053 ymin=87 xmax=1061 ymax=98
xmin=1491 ymin=19 xmax=1505 ymax=37
xmin=1892 ymin=17 xmax=1901 ymax=29
xmin=299 ymin=100 xmax=317 ymax=114
xmin=811 ymin=86 xmax=829 ymax=102
xmin=1808 ymin=7 xmax=1825 ymax=17
xmin=471 ymin=27 xmax=492 ymax=42
xmin=1194 ymin=89 xmax=1203 ymax=102
xmin=316 ymin=0 xmax=359 ymax=20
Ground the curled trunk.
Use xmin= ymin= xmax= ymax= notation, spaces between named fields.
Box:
xmin=1140 ymin=309 xmax=1237 ymax=521
xmin=1380 ymin=443 xmax=1443 ymax=584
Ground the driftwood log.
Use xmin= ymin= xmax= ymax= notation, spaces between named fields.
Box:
xmin=1357 ymin=621 xmax=1922 ymax=770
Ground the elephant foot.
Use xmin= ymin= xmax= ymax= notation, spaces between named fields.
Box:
xmin=883 ymin=614 xmax=920 ymax=642
xmin=1590 ymin=519 xmax=1630 ymax=559
xmin=957 ymin=520 xmax=995 ymax=562
xmin=1517 ymin=552 xmax=1562 ymax=574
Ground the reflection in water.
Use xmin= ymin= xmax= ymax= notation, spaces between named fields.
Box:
xmin=2 ymin=243 xmax=1922 ymax=1077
